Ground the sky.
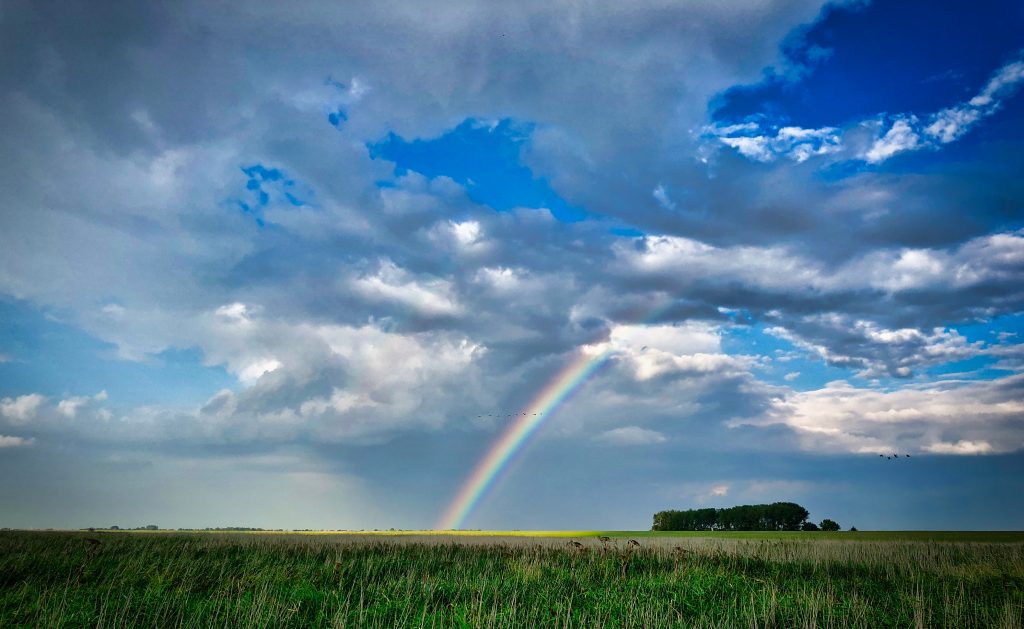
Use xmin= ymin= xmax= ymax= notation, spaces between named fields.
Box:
xmin=1 ymin=0 xmax=1023 ymax=531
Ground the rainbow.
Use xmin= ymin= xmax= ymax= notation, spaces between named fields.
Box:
xmin=436 ymin=345 xmax=616 ymax=529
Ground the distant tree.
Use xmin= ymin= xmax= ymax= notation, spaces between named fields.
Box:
xmin=144 ymin=524 xmax=159 ymax=531
xmin=820 ymin=519 xmax=840 ymax=531
xmin=849 ymin=526 xmax=858 ymax=532
xmin=802 ymin=521 xmax=820 ymax=531
xmin=109 ymin=525 xmax=119 ymax=530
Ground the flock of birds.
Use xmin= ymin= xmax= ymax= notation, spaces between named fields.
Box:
xmin=880 ymin=453 xmax=912 ymax=460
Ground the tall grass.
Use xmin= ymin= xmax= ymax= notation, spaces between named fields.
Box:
xmin=1 ymin=531 xmax=1021 ymax=628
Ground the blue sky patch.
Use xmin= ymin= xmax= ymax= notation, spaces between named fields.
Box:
xmin=327 ymin=108 xmax=347 ymax=128
xmin=712 ymin=0 xmax=1024 ymax=128
xmin=722 ymin=321 xmax=851 ymax=390
xmin=0 ymin=299 xmax=235 ymax=409
xmin=368 ymin=118 xmax=590 ymax=222
xmin=236 ymin=163 xmax=309 ymax=225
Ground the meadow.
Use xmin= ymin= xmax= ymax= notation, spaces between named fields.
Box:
xmin=1 ymin=530 xmax=1021 ymax=628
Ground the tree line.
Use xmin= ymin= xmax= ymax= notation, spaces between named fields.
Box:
xmin=652 ymin=502 xmax=843 ymax=532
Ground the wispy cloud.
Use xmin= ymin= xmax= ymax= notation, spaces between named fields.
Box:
xmin=595 ymin=426 xmax=668 ymax=446
xmin=705 ymin=124 xmax=842 ymax=163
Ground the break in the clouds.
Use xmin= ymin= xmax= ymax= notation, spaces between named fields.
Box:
xmin=705 ymin=56 xmax=1024 ymax=164
xmin=1 ymin=0 xmax=1023 ymax=530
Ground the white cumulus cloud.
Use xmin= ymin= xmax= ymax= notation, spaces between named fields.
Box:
xmin=732 ymin=374 xmax=1024 ymax=455
xmin=0 ymin=394 xmax=46 ymax=424
xmin=352 ymin=260 xmax=462 ymax=317
xmin=0 ymin=435 xmax=35 ymax=448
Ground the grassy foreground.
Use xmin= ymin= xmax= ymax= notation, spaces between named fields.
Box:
xmin=1 ymin=531 xmax=1022 ymax=628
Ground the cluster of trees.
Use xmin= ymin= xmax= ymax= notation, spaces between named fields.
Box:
xmin=652 ymin=502 xmax=843 ymax=532
xmin=801 ymin=519 xmax=842 ymax=532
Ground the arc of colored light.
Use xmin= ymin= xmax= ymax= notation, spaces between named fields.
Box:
xmin=436 ymin=346 xmax=615 ymax=530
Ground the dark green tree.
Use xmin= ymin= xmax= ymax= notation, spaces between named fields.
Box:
xmin=768 ymin=502 xmax=810 ymax=530
xmin=820 ymin=519 xmax=840 ymax=531
xmin=802 ymin=521 xmax=820 ymax=531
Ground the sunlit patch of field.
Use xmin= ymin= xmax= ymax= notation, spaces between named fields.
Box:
xmin=2 ymin=530 xmax=1022 ymax=628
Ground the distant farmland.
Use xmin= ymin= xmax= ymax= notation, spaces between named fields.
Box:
xmin=1 ymin=530 xmax=1022 ymax=628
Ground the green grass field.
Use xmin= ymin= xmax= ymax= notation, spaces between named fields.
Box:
xmin=96 ymin=528 xmax=1024 ymax=542
xmin=1 ymin=530 xmax=1022 ymax=628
